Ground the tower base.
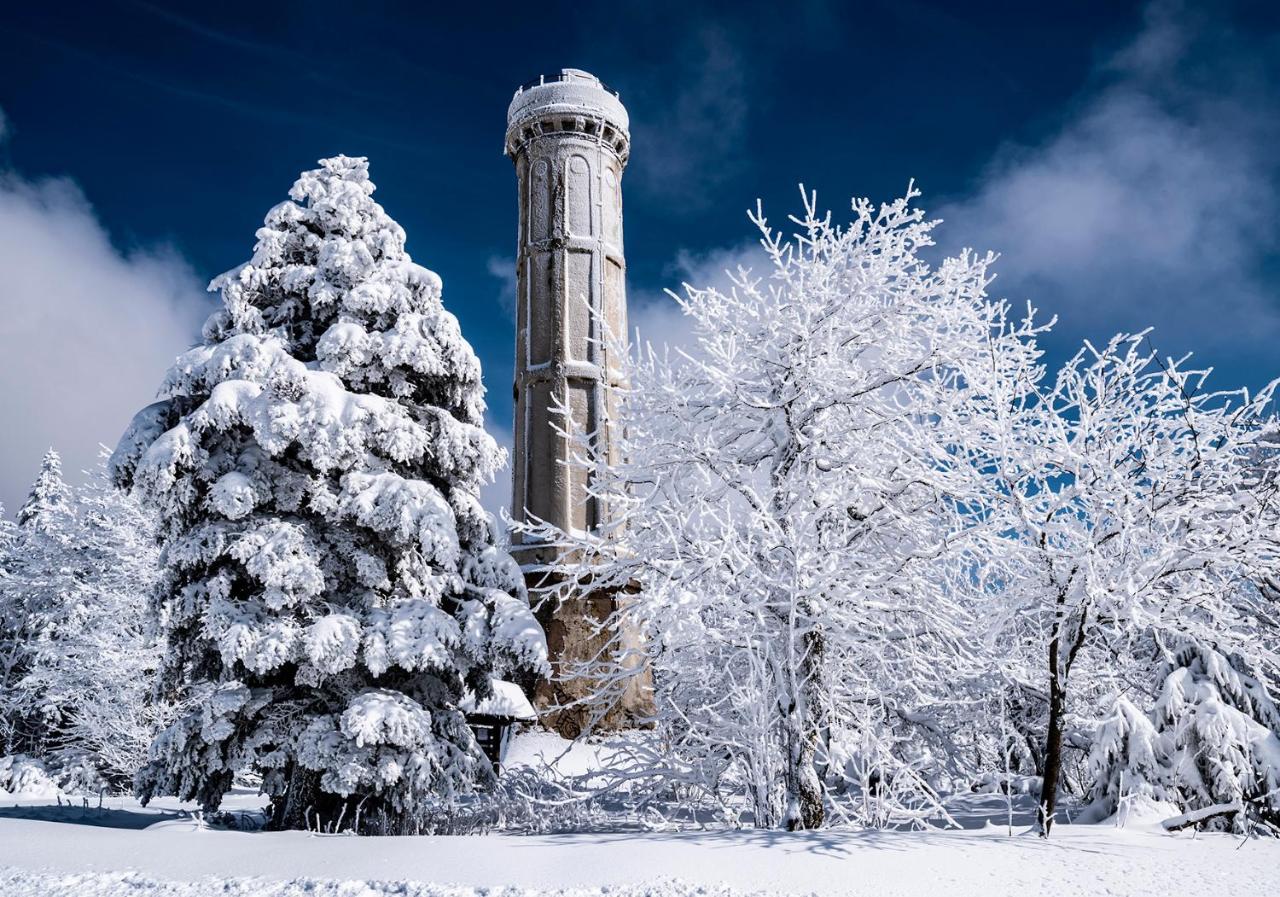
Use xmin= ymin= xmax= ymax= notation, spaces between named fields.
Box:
xmin=525 ymin=571 xmax=654 ymax=739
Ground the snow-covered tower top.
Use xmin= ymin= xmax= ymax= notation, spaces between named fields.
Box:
xmin=505 ymin=69 xmax=630 ymax=164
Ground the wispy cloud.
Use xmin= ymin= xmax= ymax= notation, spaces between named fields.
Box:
xmin=14 ymin=27 xmax=427 ymax=159
xmin=486 ymin=254 xmax=517 ymax=315
xmin=627 ymin=24 xmax=751 ymax=207
xmin=129 ymin=1 xmax=392 ymax=106
xmin=937 ymin=1 xmax=1280 ymax=368
xmin=0 ymin=148 xmax=208 ymax=514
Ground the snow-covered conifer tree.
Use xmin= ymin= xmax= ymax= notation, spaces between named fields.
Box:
xmin=1087 ymin=696 xmax=1166 ymax=816
xmin=0 ymin=450 xmax=81 ymax=756
xmin=112 ymin=156 xmax=547 ymax=832
xmin=1090 ymin=641 xmax=1280 ymax=832
xmin=1151 ymin=642 xmax=1280 ymax=830
xmin=16 ymin=449 xmax=72 ymax=531
xmin=0 ymin=500 xmax=12 ymax=565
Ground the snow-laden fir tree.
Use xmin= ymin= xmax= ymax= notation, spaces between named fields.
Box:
xmin=1086 ymin=696 xmax=1165 ymax=816
xmin=112 ymin=156 xmax=547 ymax=832
xmin=1152 ymin=643 xmax=1280 ymax=830
xmin=0 ymin=504 xmax=14 ymax=608
xmin=520 ymin=187 xmax=1046 ymax=829
xmin=16 ymin=449 xmax=71 ymax=531
xmin=0 ymin=450 xmax=80 ymax=756
xmin=1090 ymin=640 xmax=1280 ymax=832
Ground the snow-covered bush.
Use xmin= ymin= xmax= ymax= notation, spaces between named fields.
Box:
xmin=0 ymin=754 xmax=60 ymax=798
xmin=112 ymin=156 xmax=547 ymax=833
xmin=969 ymin=771 xmax=1042 ymax=796
xmin=520 ymin=187 xmax=1045 ymax=829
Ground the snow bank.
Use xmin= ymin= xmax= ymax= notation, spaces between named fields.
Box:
xmin=504 ymin=730 xmax=629 ymax=778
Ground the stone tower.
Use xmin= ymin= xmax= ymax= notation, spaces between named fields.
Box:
xmin=505 ymin=69 xmax=650 ymax=736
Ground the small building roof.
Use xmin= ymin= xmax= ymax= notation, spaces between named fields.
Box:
xmin=460 ymin=679 xmax=537 ymax=722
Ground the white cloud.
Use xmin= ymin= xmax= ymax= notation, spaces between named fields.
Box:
xmin=0 ymin=172 xmax=209 ymax=514
xmin=629 ymin=241 xmax=771 ymax=357
xmin=936 ymin=1 xmax=1280 ymax=363
xmin=628 ymin=294 xmax=690 ymax=358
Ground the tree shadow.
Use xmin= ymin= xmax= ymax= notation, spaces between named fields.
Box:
xmin=936 ymin=792 xmax=1042 ymax=830
xmin=0 ymin=802 xmax=183 ymax=830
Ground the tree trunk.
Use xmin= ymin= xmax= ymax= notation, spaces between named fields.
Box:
xmin=1161 ymin=801 xmax=1243 ymax=832
xmin=793 ymin=740 xmax=824 ymax=830
xmin=782 ymin=710 xmax=824 ymax=830
xmin=1038 ymin=662 xmax=1065 ymax=836
xmin=783 ymin=626 xmax=825 ymax=831
xmin=270 ymin=763 xmax=322 ymax=831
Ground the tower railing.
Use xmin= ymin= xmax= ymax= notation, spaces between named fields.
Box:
xmin=513 ymin=73 xmax=620 ymax=99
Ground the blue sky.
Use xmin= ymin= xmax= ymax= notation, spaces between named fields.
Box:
xmin=1 ymin=0 xmax=1278 ymax=515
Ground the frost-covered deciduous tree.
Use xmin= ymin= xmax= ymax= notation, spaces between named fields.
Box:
xmin=1247 ymin=435 xmax=1280 ymax=699
xmin=979 ymin=334 xmax=1280 ymax=834
xmin=521 ymin=187 xmax=1044 ymax=830
xmin=112 ymin=156 xmax=547 ymax=832
xmin=0 ymin=504 xmax=20 ymax=756
xmin=0 ymin=502 xmax=24 ymax=757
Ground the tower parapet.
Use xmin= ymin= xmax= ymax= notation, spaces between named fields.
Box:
xmin=506 ymin=69 xmax=629 ymax=163
xmin=506 ymin=69 xmax=649 ymax=735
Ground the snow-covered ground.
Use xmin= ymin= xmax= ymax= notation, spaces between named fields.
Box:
xmin=2 ymin=732 xmax=1275 ymax=897
xmin=1 ymin=786 xmax=1277 ymax=897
